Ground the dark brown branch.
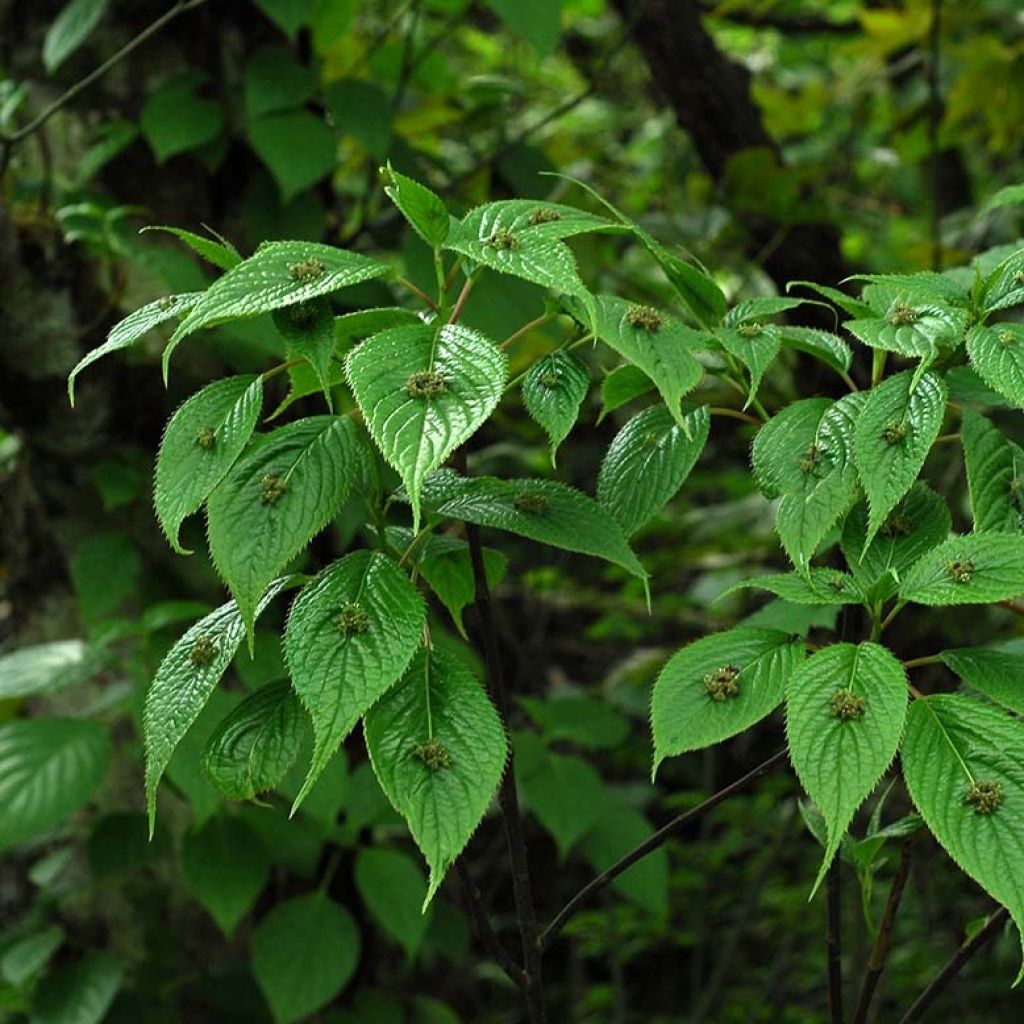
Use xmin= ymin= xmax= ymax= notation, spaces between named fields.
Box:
xmin=896 ymin=907 xmax=1009 ymax=1024
xmin=454 ymin=859 xmax=525 ymax=989
xmin=851 ymin=840 xmax=913 ymax=1024
xmin=827 ymin=859 xmax=844 ymax=1024
xmin=540 ymin=747 xmax=789 ymax=949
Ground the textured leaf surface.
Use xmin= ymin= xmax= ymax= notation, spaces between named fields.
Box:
xmin=841 ymin=483 xmax=951 ymax=601
xmin=597 ymin=404 xmax=709 ymax=535
xmin=780 ymin=326 xmax=852 ymax=374
xmin=143 ymin=579 xmax=289 ymax=830
xmin=846 ymin=303 xmax=966 ymax=357
xmin=716 ymin=324 xmax=781 ymax=405
xmin=522 ymin=350 xmax=589 ymax=463
xmin=900 ymin=533 xmax=1024 ymax=605
xmin=273 ymin=300 xmax=336 ymax=407
xmin=586 ymin=294 xmax=704 ymax=428
xmin=251 ymin=892 xmax=360 ymax=1024
xmin=346 ymin=323 xmax=506 ymax=529
xmin=155 ymin=375 xmax=263 ymax=552
xmin=207 ymin=416 xmax=359 ymax=637
xmin=962 ymin=409 xmax=1024 ymax=532
xmin=599 ymin=364 xmax=654 ymax=420
xmin=383 ymin=166 xmax=451 ymax=247
xmin=364 ymin=646 xmax=507 ymax=904
xmin=201 ymin=681 xmax=304 ymax=801
xmin=941 ymin=648 xmax=1024 ymax=715
xmin=284 ymin=551 xmax=425 ymax=808
xmin=182 ymin=816 xmax=269 ymax=935
xmin=721 ymin=568 xmax=863 ymax=605
xmin=417 ymin=537 xmax=507 ymax=638
xmin=652 ymin=628 xmax=803 ymax=773
xmin=0 ymin=640 xmax=92 ymax=699
xmin=426 ymin=475 xmax=647 ymax=579
xmin=967 ymin=323 xmax=1024 ymax=408
xmin=354 ymin=847 xmax=432 ymax=958
xmin=902 ymin=695 xmax=1024 ymax=981
xmin=0 ymin=719 xmax=110 ymax=851
xmin=786 ymin=643 xmax=907 ymax=893
xmin=171 ymin=241 xmax=389 ymax=342
xmin=142 ymin=225 xmax=241 ymax=270
xmin=853 ymin=370 xmax=947 ymax=550
xmin=68 ymin=292 xmax=199 ymax=403
xmin=31 ymin=951 xmax=121 ymax=1024
xmin=981 ymin=249 xmax=1024 ymax=315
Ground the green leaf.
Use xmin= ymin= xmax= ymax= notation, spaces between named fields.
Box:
xmin=940 ymin=648 xmax=1024 ymax=715
xmin=207 ymin=416 xmax=360 ymax=639
xmin=283 ymin=551 xmax=425 ymax=809
xmin=962 ymin=409 xmax=1024 ymax=532
xmin=597 ymin=403 xmax=709 ymax=535
xmin=902 ymin=694 xmax=1024 ymax=982
xmin=841 ymin=484 xmax=951 ymax=602
xmin=584 ymin=294 xmax=704 ymax=429
xmin=273 ymin=300 xmax=336 ymax=407
xmin=346 ymin=323 xmax=507 ymax=530
xmin=155 ymin=375 xmax=263 ymax=553
xmin=364 ymin=646 xmax=507 ymax=905
xmin=382 ymin=166 xmax=450 ymax=248
xmin=30 ymin=951 xmax=121 ymax=1024
xmin=252 ymin=0 xmax=313 ymax=37
xmin=519 ymin=695 xmax=629 ymax=750
xmin=182 ymin=815 xmax=270 ymax=935
xmin=0 ymin=640 xmax=93 ymax=699
xmin=201 ymin=681 xmax=304 ymax=801
xmin=522 ymin=350 xmax=589 ymax=464
xmin=485 ymin=0 xmax=561 ymax=53
xmin=43 ymin=0 xmax=108 ymax=72
xmin=651 ymin=628 xmax=804 ymax=773
xmin=786 ymin=642 xmax=908 ymax=894
xmin=787 ymin=280 xmax=873 ymax=319
xmin=721 ymin=568 xmax=864 ymax=605
xmin=248 ymin=110 xmax=337 ymax=202
xmin=423 ymin=475 xmax=647 ymax=580
xmin=967 ymin=323 xmax=1024 ymax=408
xmin=251 ymin=891 xmax=360 ymax=1024
xmin=853 ymin=370 xmax=947 ymax=551
xmin=716 ymin=323 xmax=781 ymax=406
xmin=899 ymin=533 xmax=1024 ymax=605
xmin=726 ymin=296 xmax=814 ymax=325
xmin=142 ymin=225 xmax=241 ymax=271
xmin=325 ymin=80 xmax=393 ymax=160
xmin=980 ymin=249 xmax=1024 ymax=315
xmin=0 ymin=719 xmax=110 ymax=851
xmin=417 ymin=538 xmax=507 ymax=639
xmin=68 ymin=291 xmax=200 ymax=403
xmin=779 ymin=326 xmax=852 ymax=375
xmin=1 ymin=926 xmax=64 ymax=987
xmin=140 ymin=75 xmax=223 ymax=162
xmin=846 ymin=302 xmax=967 ymax=357
xmin=244 ymin=45 xmax=314 ymax=118
xmin=354 ymin=847 xmax=433 ymax=958
xmin=143 ymin=579 xmax=290 ymax=831
xmin=981 ymin=185 xmax=1024 ymax=213
xmin=850 ymin=272 xmax=971 ymax=309
xmin=514 ymin=732 xmax=605 ymax=858
xmin=169 ymin=241 xmax=389 ymax=352
xmin=599 ymin=364 xmax=654 ymax=421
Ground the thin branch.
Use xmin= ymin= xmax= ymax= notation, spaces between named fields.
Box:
xmin=0 ymin=0 xmax=208 ymax=172
xmin=903 ymin=655 xmax=942 ymax=670
xmin=851 ymin=840 xmax=913 ymax=1024
xmin=827 ymin=859 xmax=844 ymax=1024
xmin=896 ymin=907 xmax=1009 ymax=1024
xmin=454 ymin=860 xmax=525 ymax=990
xmin=501 ymin=313 xmax=553 ymax=350
xmin=710 ymin=406 xmax=763 ymax=426
xmin=540 ymin=748 xmax=789 ymax=949
xmin=395 ymin=274 xmax=439 ymax=310
xmin=447 ymin=274 xmax=476 ymax=324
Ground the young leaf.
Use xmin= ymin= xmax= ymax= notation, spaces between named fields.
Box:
xmin=785 ymin=642 xmax=908 ymax=895
xmin=0 ymin=719 xmax=110 ymax=851
xmin=142 ymin=225 xmax=242 ymax=270
xmin=720 ymin=568 xmax=864 ymax=605
xmin=346 ymin=323 xmax=507 ymax=530
xmin=143 ymin=578 xmax=290 ymax=830
xmin=283 ymin=551 xmax=425 ymax=810
xmin=423 ymin=475 xmax=647 ymax=580
xmin=169 ymin=241 xmax=390 ymax=348
xmin=273 ymin=300 xmax=336 ymax=407
xmin=597 ymin=403 xmax=709 ymax=536
xmin=902 ymin=694 xmax=1024 ymax=982
xmin=207 ymin=416 xmax=361 ymax=639
xmin=899 ymin=533 xmax=1024 ymax=605
xmin=716 ymin=322 xmax=781 ymax=407
xmin=522 ymin=350 xmax=589 ymax=464
xmin=68 ymin=291 xmax=200 ymax=404
xmin=961 ymin=408 xmax=1024 ymax=532
xmin=599 ymin=364 xmax=655 ymax=421
xmin=154 ymin=375 xmax=263 ymax=553
xmin=201 ymin=680 xmax=304 ymax=801
xmin=354 ymin=847 xmax=433 ymax=958
xmin=841 ymin=483 xmax=951 ymax=602
xmin=363 ymin=646 xmax=507 ymax=905
xmin=725 ymin=296 xmax=814 ymax=325
xmin=651 ymin=628 xmax=804 ymax=774
xmin=853 ymin=369 xmax=947 ymax=551
xmin=382 ymin=165 xmax=451 ymax=248
xmin=251 ymin=892 xmax=361 ymax=1024
xmin=181 ymin=816 xmax=270 ymax=936
xmin=940 ymin=648 xmax=1024 ymax=715
xmin=848 ymin=272 xmax=971 ymax=309
xmin=583 ymin=294 xmax=704 ymax=429
xmin=967 ymin=323 xmax=1024 ymax=408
